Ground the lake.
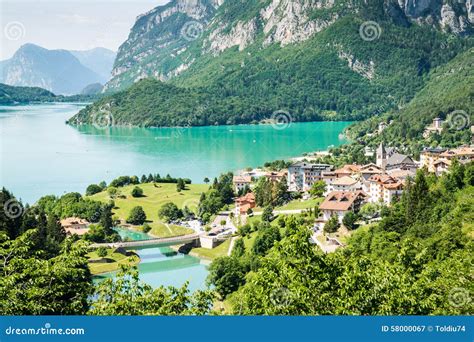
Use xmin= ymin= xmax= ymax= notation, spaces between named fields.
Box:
xmin=0 ymin=103 xmax=350 ymax=204
xmin=95 ymin=227 xmax=209 ymax=292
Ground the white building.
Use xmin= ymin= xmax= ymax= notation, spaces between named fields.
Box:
xmin=232 ymin=176 xmax=252 ymax=192
xmin=317 ymin=191 xmax=367 ymax=228
xmin=287 ymin=162 xmax=333 ymax=192
xmin=367 ymin=174 xmax=404 ymax=205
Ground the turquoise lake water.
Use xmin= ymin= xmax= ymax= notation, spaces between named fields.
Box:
xmin=97 ymin=227 xmax=209 ymax=291
xmin=0 ymin=103 xmax=350 ymax=204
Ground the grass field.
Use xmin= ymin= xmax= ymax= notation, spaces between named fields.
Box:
xmin=87 ymin=249 xmax=139 ymax=275
xmin=190 ymin=239 xmax=232 ymax=260
xmin=89 ymin=182 xmax=208 ymax=237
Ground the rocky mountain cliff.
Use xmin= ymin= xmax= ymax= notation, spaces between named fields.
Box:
xmin=70 ymin=0 xmax=473 ymax=127
xmin=104 ymin=0 xmax=473 ymax=92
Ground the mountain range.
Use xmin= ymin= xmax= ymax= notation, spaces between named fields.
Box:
xmin=0 ymin=44 xmax=116 ymax=95
xmin=63 ymin=0 xmax=472 ymax=128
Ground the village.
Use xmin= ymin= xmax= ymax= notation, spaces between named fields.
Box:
xmin=57 ymin=136 xmax=474 ymax=259
xmin=231 ymin=142 xmax=474 ymax=252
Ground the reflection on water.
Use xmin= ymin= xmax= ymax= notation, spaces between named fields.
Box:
xmin=97 ymin=227 xmax=209 ymax=291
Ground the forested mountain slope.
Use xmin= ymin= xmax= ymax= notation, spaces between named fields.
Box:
xmin=69 ymin=0 xmax=473 ymax=127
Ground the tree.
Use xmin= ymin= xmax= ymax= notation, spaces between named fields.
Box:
xmin=203 ymin=177 xmax=210 ymax=184
xmin=342 ymin=211 xmax=358 ymax=230
xmin=46 ymin=214 xmax=66 ymax=252
xmin=86 ymin=184 xmax=103 ymax=196
xmin=0 ymin=230 xmax=92 ymax=315
xmin=207 ymin=256 xmax=247 ymax=299
xmin=96 ymin=247 xmax=108 ymax=258
xmin=309 ymin=180 xmax=326 ymax=197
xmin=91 ymin=266 xmax=214 ymax=315
xmin=131 ymin=186 xmax=144 ymax=198
xmin=158 ymin=203 xmax=183 ymax=223
xmin=127 ymin=206 xmax=147 ymax=225
xmin=252 ymin=225 xmax=281 ymax=256
xmin=142 ymin=223 xmax=152 ymax=233
xmin=261 ymin=205 xmax=274 ymax=222
xmin=324 ymin=215 xmax=340 ymax=234
xmin=107 ymin=187 xmax=119 ymax=199
xmin=220 ymin=219 xmax=227 ymax=227
xmin=231 ymin=238 xmax=246 ymax=258
xmin=176 ymin=178 xmax=186 ymax=192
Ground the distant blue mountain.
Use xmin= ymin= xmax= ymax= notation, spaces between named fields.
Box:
xmin=0 ymin=44 xmax=115 ymax=95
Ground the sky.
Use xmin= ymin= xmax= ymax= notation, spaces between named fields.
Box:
xmin=0 ymin=0 xmax=170 ymax=60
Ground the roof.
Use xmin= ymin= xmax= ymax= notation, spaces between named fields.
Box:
xmin=360 ymin=163 xmax=383 ymax=174
xmin=233 ymin=175 xmax=252 ymax=183
xmin=236 ymin=192 xmax=255 ymax=204
xmin=433 ymin=158 xmax=452 ymax=166
xmin=319 ymin=191 xmax=367 ymax=211
xmin=368 ymin=174 xmax=403 ymax=190
xmin=386 ymin=153 xmax=414 ymax=166
xmin=331 ymin=176 xmax=358 ymax=186
xmin=290 ymin=162 xmax=332 ymax=171
xmin=387 ymin=169 xmax=415 ymax=179
xmin=334 ymin=164 xmax=361 ymax=175
xmin=60 ymin=217 xmax=89 ymax=226
xmin=421 ymin=147 xmax=447 ymax=154
xmin=440 ymin=146 xmax=474 ymax=158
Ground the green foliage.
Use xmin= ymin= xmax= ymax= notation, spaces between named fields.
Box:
xmin=131 ymin=186 xmax=144 ymax=198
xmin=86 ymin=184 xmax=103 ymax=196
xmin=158 ymin=202 xmax=183 ymax=223
xmin=342 ymin=211 xmax=359 ymax=230
xmin=70 ymin=9 xmax=472 ymax=128
xmin=207 ymin=256 xmax=248 ymax=299
xmin=198 ymin=173 xmax=235 ymax=218
xmin=91 ymin=266 xmax=214 ymax=315
xmin=0 ymin=230 xmax=93 ymax=315
xmin=324 ymin=215 xmax=340 ymax=233
xmin=309 ymin=180 xmax=326 ymax=198
xmin=126 ymin=206 xmax=147 ymax=225
xmin=261 ymin=205 xmax=274 ymax=223
xmin=231 ymin=238 xmax=246 ymax=258
xmin=96 ymin=247 xmax=108 ymax=258
xmin=252 ymin=224 xmax=281 ymax=256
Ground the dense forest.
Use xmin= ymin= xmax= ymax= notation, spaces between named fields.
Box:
xmin=69 ymin=10 xmax=473 ymax=127
xmin=347 ymin=48 xmax=474 ymax=157
xmin=0 ymin=83 xmax=100 ymax=105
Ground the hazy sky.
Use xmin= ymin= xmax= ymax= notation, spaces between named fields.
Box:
xmin=0 ymin=0 xmax=170 ymax=60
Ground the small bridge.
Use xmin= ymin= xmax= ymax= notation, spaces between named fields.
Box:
xmin=90 ymin=233 xmax=201 ymax=250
